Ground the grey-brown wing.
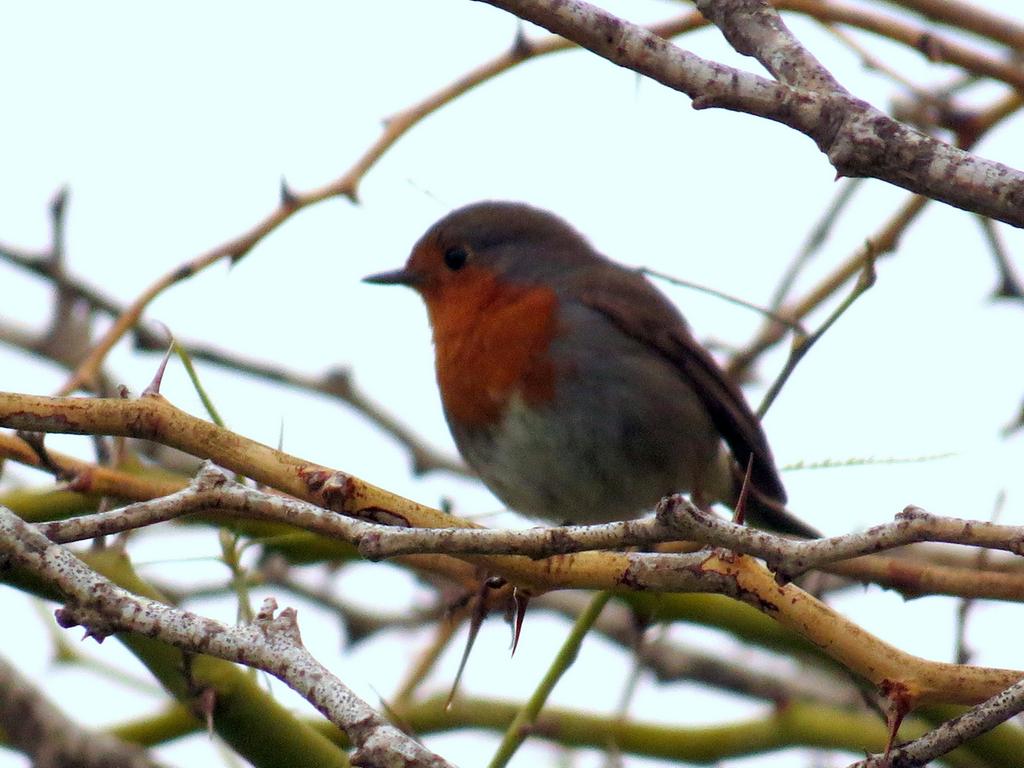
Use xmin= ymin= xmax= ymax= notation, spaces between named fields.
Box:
xmin=568 ymin=264 xmax=787 ymax=504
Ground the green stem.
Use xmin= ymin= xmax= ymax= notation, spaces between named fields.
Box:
xmin=488 ymin=590 xmax=611 ymax=768
xmin=174 ymin=340 xmax=225 ymax=427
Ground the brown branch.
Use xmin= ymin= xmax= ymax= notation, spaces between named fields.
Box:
xmin=728 ymin=87 xmax=1021 ymax=378
xmin=880 ymin=0 xmax=1024 ymax=51
xmin=901 ymin=541 xmax=1024 ymax=574
xmin=0 ymin=430 xmax=187 ymax=503
xmin=1 ymin=215 xmax=467 ymax=477
xmin=825 ymin=552 xmax=1024 ymax=602
xmin=479 ymin=0 xmax=1024 ymax=225
xmin=0 ymin=653 xmax=164 ymax=768
xmin=700 ymin=0 xmax=850 ymax=93
xmin=23 ymin=457 xmax=1024 ymax=603
xmin=50 ymin=12 xmax=709 ymax=398
xmin=0 ymin=189 xmax=105 ymax=377
xmin=852 ymin=676 xmax=1024 ymax=767
xmin=777 ymin=0 xmax=1024 ymax=91
xmin=727 ymin=193 xmax=929 ymax=379
xmin=141 ymin=343 xmax=469 ymax=477
xmin=0 ymin=508 xmax=453 ymax=768
xmin=664 ymin=501 xmax=1024 ymax=576
xmin=3 ymin=391 xmax=1024 ymax=712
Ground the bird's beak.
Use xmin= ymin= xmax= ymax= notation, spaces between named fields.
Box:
xmin=363 ymin=267 xmax=420 ymax=287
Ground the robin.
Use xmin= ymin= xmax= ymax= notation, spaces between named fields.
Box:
xmin=365 ymin=201 xmax=818 ymax=538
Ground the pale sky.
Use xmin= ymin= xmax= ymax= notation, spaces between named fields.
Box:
xmin=1 ymin=3 xmax=1022 ymax=767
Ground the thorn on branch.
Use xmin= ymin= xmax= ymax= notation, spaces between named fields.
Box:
xmin=447 ymin=579 xmax=500 ymax=709
xmin=54 ymin=606 xmax=114 ymax=643
xmin=49 ymin=186 xmax=70 ymax=228
xmin=196 ymin=687 xmax=217 ymax=737
xmin=880 ymin=678 xmax=913 ymax=759
xmin=732 ymin=457 xmax=754 ymax=528
xmin=510 ymin=588 xmax=530 ymax=656
xmin=279 ymin=176 xmax=299 ymax=209
xmin=511 ymin=24 xmax=533 ymax=59
xmin=143 ymin=337 xmax=175 ymax=396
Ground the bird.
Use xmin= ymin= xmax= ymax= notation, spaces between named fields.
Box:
xmin=365 ymin=201 xmax=818 ymax=538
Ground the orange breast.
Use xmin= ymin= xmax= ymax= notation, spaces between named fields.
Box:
xmin=424 ymin=267 xmax=559 ymax=427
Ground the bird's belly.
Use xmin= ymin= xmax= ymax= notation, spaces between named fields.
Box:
xmin=450 ymin=391 xmax=722 ymax=525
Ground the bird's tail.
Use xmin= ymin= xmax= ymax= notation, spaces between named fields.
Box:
xmin=739 ymin=485 xmax=821 ymax=539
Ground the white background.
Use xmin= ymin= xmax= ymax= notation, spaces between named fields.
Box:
xmin=1 ymin=2 xmax=1022 ymax=766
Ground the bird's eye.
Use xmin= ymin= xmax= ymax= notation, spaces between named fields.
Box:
xmin=443 ymin=245 xmax=469 ymax=271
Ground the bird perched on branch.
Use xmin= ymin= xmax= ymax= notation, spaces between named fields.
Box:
xmin=366 ymin=201 xmax=816 ymax=538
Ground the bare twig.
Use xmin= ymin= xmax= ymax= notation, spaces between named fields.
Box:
xmin=777 ymin=0 xmax=1024 ymax=90
xmin=5 ymin=393 xmax=1024 ymax=710
xmin=850 ymin=676 xmax=1024 ymax=767
xmin=479 ymin=0 xmax=1024 ymax=225
xmin=976 ymin=215 xmax=1024 ymax=300
xmin=654 ymin=499 xmax=1024 ymax=579
xmin=756 ymin=244 xmax=875 ymax=417
xmin=642 ymin=267 xmax=805 ymax=334
xmin=767 ymin=177 xmax=866 ymax=311
xmin=49 ymin=12 xmax=711 ymax=397
xmin=24 ymin=458 xmax=1024 ymax=603
xmin=727 ymin=193 xmax=930 ymax=380
xmin=0 ymin=653 xmax=165 ymax=768
xmin=0 ymin=507 xmax=454 ymax=768
xmin=729 ymin=86 xmax=1021 ymax=379
xmin=879 ymin=0 xmax=1024 ymax=50
xmin=0 ymin=229 xmax=467 ymax=476
xmin=698 ymin=0 xmax=848 ymax=94
xmin=0 ymin=189 xmax=105 ymax=378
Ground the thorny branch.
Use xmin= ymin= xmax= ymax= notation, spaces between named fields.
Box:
xmin=851 ymin=675 xmax=1024 ymax=767
xmin=0 ymin=505 xmax=453 ymax=768
xmin=15 ymin=455 xmax=1024 ymax=603
xmin=0 ymin=197 xmax=466 ymax=477
xmin=7 ymin=452 xmax=1024 ymax=695
xmin=2 ymin=3 xmax=1023 ymax=767
xmin=479 ymin=0 xmax=1024 ymax=225
xmin=5 ymin=459 xmax=1024 ymax=761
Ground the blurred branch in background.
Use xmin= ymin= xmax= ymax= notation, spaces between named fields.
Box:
xmin=1 ymin=2 xmax=1022 ymax=767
